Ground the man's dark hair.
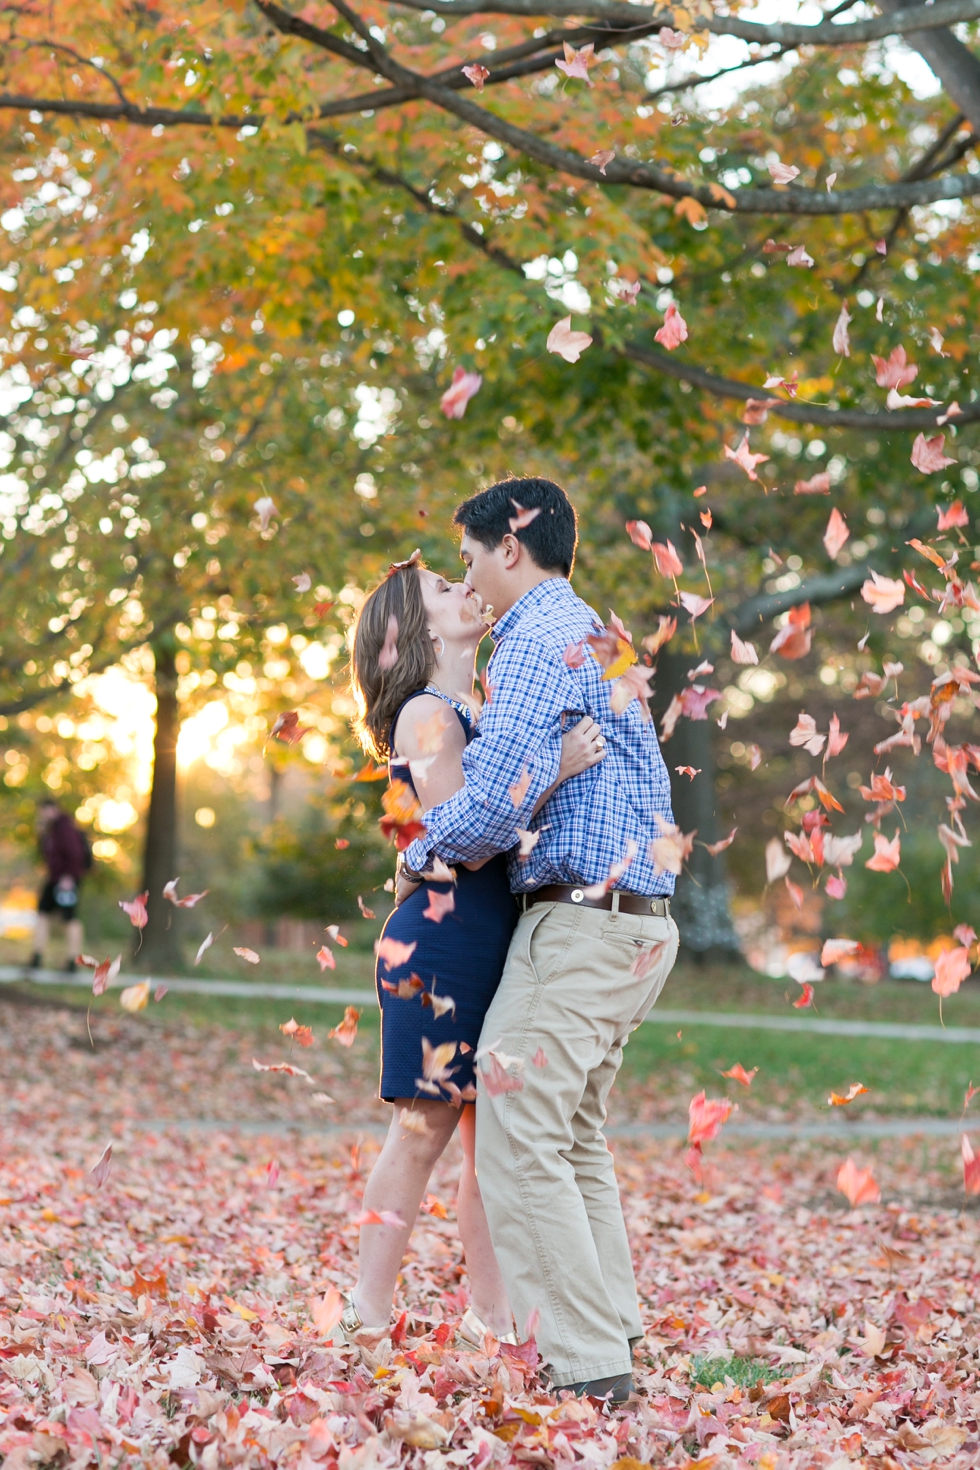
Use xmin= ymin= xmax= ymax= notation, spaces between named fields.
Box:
xmin=454 ymin=476 xmax=578 ymax=577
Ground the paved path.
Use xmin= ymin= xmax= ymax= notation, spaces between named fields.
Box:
xmin=115 ymin=1116 xmax=975 ymax=1142
xmin=5 ymin=967 xmax=979 ymax=1045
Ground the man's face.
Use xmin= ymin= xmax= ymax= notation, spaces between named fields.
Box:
xmin=459 ymin=532 xmax=510 ymax=617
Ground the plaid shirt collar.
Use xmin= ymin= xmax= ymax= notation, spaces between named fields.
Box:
xmin=490 ymin=576 xmax=575 ymax=646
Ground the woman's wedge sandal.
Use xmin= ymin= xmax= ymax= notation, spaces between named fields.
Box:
xmin=455 ymin=1306 xmax=519 ymax=1351
xmin=329 ymin=1292 xmax=392 ymax=1369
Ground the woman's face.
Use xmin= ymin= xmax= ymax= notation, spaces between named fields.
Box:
xmin=418 ymin=568 xmax=485 ymax=654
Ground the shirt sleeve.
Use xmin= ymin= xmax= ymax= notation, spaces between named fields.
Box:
xmin=403 ymin=633 xmax=582 ymax=868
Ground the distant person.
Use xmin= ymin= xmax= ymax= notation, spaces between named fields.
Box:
xmin=30 ymin=799 xmax=92 ymax=973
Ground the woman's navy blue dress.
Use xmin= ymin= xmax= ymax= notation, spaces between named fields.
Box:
xmin=375 ymin=689 xmax=517 ymax=1103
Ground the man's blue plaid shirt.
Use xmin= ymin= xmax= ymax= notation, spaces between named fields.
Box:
xmin=404 ymin=577 xmax=676 ymax=895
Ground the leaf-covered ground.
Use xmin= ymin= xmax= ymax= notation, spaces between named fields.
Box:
xmin=1 ymin=999 xmax=979 ymax=1469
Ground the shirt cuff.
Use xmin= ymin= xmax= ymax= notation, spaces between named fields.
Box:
xmin=403 ymin=836 xmax=431 ymax=872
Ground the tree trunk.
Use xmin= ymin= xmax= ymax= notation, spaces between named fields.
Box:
xmin=655 ymin=647 xmax=741 ymax=961
xmin=137 ymin=638 xmax=182 ymax=971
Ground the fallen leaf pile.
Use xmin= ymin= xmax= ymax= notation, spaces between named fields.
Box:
xmin=2 ymin=1001 xmax=980 ymax=1467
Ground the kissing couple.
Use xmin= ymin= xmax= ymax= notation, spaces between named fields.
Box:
xmin=343 ymin=474 xmax=679 ymax=1401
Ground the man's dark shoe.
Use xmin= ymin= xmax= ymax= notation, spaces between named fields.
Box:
xmin=28 ymin=952 xmax=42 ymax=970
xmin=557 ymin=1372 xmax=633 ymax=1403
xmin=64 ymin=958 xmax=77 ymax=975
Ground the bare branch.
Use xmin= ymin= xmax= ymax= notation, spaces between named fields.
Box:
xmin=644 ymin=48 xmax=788 ymax=103
xmin=384 ymin=0 xmax=980 ymax=47
xmin=729 ymin=565 xmax=870 ymax=636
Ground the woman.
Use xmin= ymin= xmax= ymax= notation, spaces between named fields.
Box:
xmin=343 ymin=551 xmax=605 ymax=1354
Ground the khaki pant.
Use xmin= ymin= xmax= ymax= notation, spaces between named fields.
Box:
xmin=474 ymin=900 xmax=678 ymax=1385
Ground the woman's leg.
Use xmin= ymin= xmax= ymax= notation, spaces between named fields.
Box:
xmin=456 ymin=1105 xmax=513 ymax=1336
xmin=352 ymin=1099 xmax=460 ymax=1328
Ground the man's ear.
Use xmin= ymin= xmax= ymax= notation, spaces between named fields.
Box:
xmin=500 ymin=532 xmax=521 ymax=569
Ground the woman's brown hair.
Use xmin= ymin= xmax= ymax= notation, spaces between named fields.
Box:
xmin=350 ymin=563 xmax=436 ymax=761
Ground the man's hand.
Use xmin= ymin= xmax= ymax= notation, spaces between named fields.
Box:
xmin=395 ymin=871 xmax=422 ymax=907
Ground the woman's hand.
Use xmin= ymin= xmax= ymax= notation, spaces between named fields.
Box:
xmin=558 ymin=716 xmax=606 ymax=782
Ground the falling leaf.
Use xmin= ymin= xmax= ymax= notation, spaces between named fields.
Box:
xmin=254 ymin=495 xmax=277 ymax=532
xmin=829 ymin=1082 xmax=869 ymax=1107
xmin=932 ymin=946 xmax=971 ymax=997
xmin=266 ymin=1158 xmax=280 ymax=1188
xmin=832 ymin=302 xmax=852 ymax=356
xmin=253 ymin=1058 xmax=315 ymax=1082
xmin=441 ymin=367 xmax=482 ymax=418
xmin=316 ymin=945 xmax=336 ymax=971
xmin=658 ymin=26 xmax=687 ymax=47
xmin=654 ymin=302 xmax=688 ymax=350
xmin=162 ymin=879 xmax=209 ymax=908
xmin=837 ymin=1157 xmax=880 ymax=1206
xmin=827 ymin=713 xmax=849 ymax=758
xmin=531 ymin=1047 xmax=548 ymax=1068
xmin=872 ymin=345 xmax=918 ymax=390
xmin=730 ymin=630 xmax=758 ymax=665
xmin=699 ymin=508 xmax=712 ymax=529
xmin=120 ymin=981 xmax=150 ymax=1014
xmin=770 ymin=603 xmax=812 ymax=659
xmin=742 ymin=397 xmax=780 ymax=425
xmin=311 ymin=1286 xmax=344 ymax=1335
xmin=911 ymin=433 xmax=956 ymax=474
xmin=461 ymin=63 xmax=489 ymax=91
xmin=509 ymin=768 xmax=532 ymax=807
xmin=790 ymin=712 xmax=826 ymax=757
xmin=546 ymin=316 xmax=592 ymax=362
xmin=649 ymin=818 xmax=695 ymax=875
xmin=555 ymin=40 xmax=594 ymax=84
xmin=823 ymin=507 xmax=850 ymax=560
xmin=821 ymin=938 xmax=860 ymax=966
xmin=630 ymin=941 xmax=667 ymax=978
xmin=381 ymin=972 xmax=425 ymax=999
xmin=516 ymin=828 xmax=541 ymax=859
xmin=955 ymin=925 xmax=977 ymax=948
xmin=865 ymin=831 xmax=901 ymax=872
xmin=90 ymin=1144 xmax=112 ymax=1188
xmin=329 ymin=1006 xmax=360 ymax=1047
xmin=680 ymin=591 xmax=713 ymax=621
xmin=937 ymin=500 xmax=969 ymax=531
xmin=376 ymin=936 xmax=417 ymax=969
xmin=794 ymin=472 xmax=831 ymax=495
xmin=705 ymin=827 xmax=737 ymax=856
xmin=400 ymin=1106 xmax=432 ymax=1135
xmin=234 ymin=947 xmax=261 ymax=964
xmin=423 ymin=888 xmax=456 ymax=924
xmin=77 ymin=953 xmax=121 ymax=997
xmin=119 ymin=892 xmax=149 ymax=929
xmin=422 ymin=991 xmax=457 ymax=1019
xmin=194 ymin=933 xmax=214 ymax=966
xmin=314 ymin=600 xmax=334 ymax=618
xmin=675 ymin=765 xmax=700 ymax=779
xmin=352 ymin=1208 xmax=408 ymax=1228
xmin=642 ymin=616 xmax=677 ymax=656
xmin=590 ymin=148 xmax=615 ymax=174
xmin=748 ymin=744 xmax=762 ymax=769
xmin=564 ymin=640 xmax=587 ymax=668
xmin=625 ymin=519 xmax=652 ymax=550
xmin=793 ymin=982 xmax=815 ymax=1008
xmin=280 ymin=1019 xmax=314 ymax=1046
xmin=861 ymin=572 xmax=905 ymax=614
xmin=724 ymin=432 xmax=769 ymax=481
xmin=271 ymin=711 xmax=311 ymax=745
xmin=688 ymin=1091 xmax=733 ymax=1144
xmin=379 ymin=779 xmax=427 ymax=849
xmin=293 ymin=571 xmax=312 ymax=593
xmin=509 ymin=499 xmax=541 ymax=532
xmin=768 ymin=159 xmax=800 ymax=184
xmin=765 ymin=837 xmax=792 ymax=883
xmin=721 ymin=1063 xmax=757 ymax=1086
xmin=378 ymin=614 xmax=400 ymax=670
xmin=962 ymin=1134 xmax=980 ymax=1195
xmin=786 ymin=244 xmax=814 ymax=267
xmin=651 ymin=540 xmax=684 ymax=578
xmin=358 ymin=895 xmax=376 ymax=919
xmin=826 ymin=171 xmax=837 ymax=190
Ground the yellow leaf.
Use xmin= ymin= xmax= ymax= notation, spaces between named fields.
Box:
xmin=674 ymin=196 xmax=707 ymax=226
xmin=592 ymin=641 xmax=638 ymax=681
xmin=223 ymin=1295 xmax=259 ymax=1321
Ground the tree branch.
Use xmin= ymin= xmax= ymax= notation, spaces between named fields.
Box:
xmin=383 ymin=0 xmax=980 ymax=48
xmin=729 ymin=564 xmax=870 ymax=636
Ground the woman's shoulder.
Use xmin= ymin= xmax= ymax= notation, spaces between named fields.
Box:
xmin=390 ymin=692 xmax=466 ymax=756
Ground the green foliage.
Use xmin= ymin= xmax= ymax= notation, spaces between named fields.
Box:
xmin=689 ymin=1354 xmax=782 ymax=1390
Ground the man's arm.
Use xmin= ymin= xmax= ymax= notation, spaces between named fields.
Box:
xmin=403 ymin=636 xmax=581 ymax=869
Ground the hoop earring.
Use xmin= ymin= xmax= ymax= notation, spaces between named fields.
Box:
xmin=431 ymin=634 xmax=445 ymax=659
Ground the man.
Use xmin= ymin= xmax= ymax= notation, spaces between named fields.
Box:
xmin=31 ymin=799 xmax=92 ymax=972
xmin=402 ymin=475 xmax=679 ymax=1401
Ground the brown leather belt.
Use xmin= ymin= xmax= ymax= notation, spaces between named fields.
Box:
xmin=519 ymin=884 xmax=671 ymax=918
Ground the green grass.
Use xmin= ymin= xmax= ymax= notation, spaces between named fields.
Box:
xmin=6 ymin=955 xmax=978 ymax=1119
xmin=689 ymin=1355 xmax=783 ymax=1391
